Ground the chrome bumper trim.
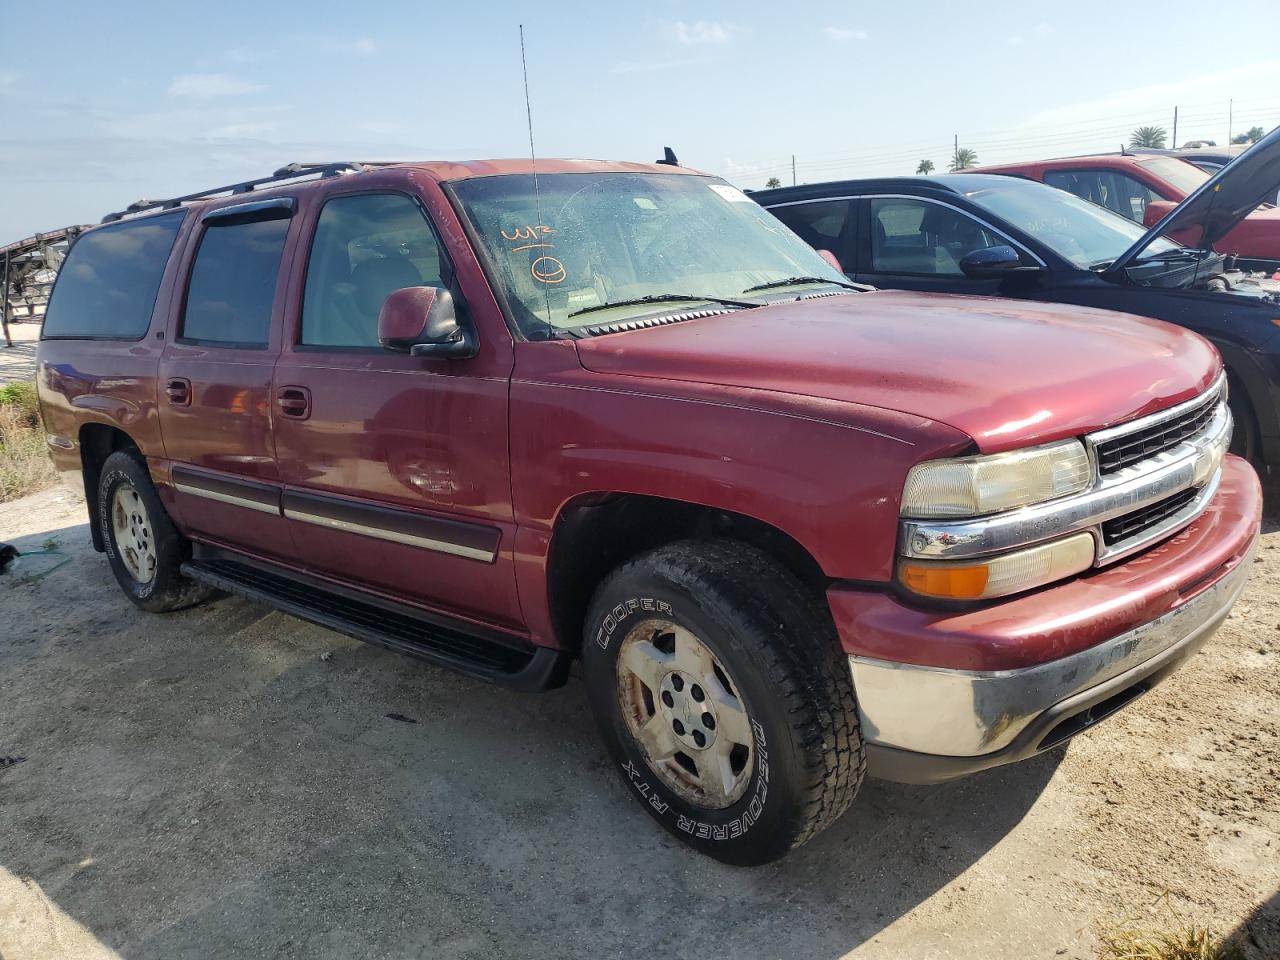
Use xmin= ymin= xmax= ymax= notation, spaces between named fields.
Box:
xmin=901 ymin=402 xmax=1230 ymax=565
xmin=848 ymin=535 xmax=1254 ymax=757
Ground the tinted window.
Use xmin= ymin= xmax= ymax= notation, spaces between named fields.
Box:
xmin=182 ymin=217 xmax=289 ymax=346
xmin=302 ymin=193 xmax=444 ymax=347
xmin=767 ymin=200 xmax=854 ymax=272
xmin=42 ymin=213 xmax=184 ymax=339
xmin=1044 ymin=170 xmax=1158 ymax=222
xmin=869 ymin=198 xmax=1009 ymax=276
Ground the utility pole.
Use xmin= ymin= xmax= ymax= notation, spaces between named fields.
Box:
xmin=1228 ymin=98 xmax=1233 ymax=146
xmin=1172 ymin=105 xmax=1178 ymax=149
xmin=791 ymin=154 xmax=796 ymax=186
xmin=954 ymin=133 xmax=958 ymax=168
xmin=1 ymin=252 xmax=11 ymax=349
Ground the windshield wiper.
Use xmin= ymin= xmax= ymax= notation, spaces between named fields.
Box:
xmin=742 ymin=276 xmax=863 ymax=293
xmin=568 ymin=293 xmax=756 ymax=318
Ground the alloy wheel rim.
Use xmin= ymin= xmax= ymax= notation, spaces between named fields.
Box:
xmin=111 ymin=483 xmax=157 ymax=584
xmin=616 ymin=618 xmax=754 ymax=809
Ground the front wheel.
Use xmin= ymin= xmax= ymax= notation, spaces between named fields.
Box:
xmin=582 ymin=539 xmax=864 ymax=866
xmin=97 ymin=450 xmax=214 ymax=612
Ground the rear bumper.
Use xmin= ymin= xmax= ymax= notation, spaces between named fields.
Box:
xmin=828 ymin=455 xmax=1261 ymax=784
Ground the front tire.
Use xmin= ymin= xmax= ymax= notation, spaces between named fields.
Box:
xmin=582 ymin=539 xmax=864 ymax=866
xmin=97 ymin=450 xmax=213 ymax=612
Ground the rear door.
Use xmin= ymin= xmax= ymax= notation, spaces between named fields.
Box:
xmin=271 ymin=187 xmax=523 ymax=630
xmin=764 ymin=198 xmax=858 ymax=276
xmin=157 ymin=197 xmax=298 ymax=561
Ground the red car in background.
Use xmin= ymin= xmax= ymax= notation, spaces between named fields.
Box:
xmin=970 ymin=152 xmax=1280 ymax=264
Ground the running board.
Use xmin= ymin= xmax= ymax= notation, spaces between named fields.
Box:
xmin=181 ymin=558 xmax=569 ymax=691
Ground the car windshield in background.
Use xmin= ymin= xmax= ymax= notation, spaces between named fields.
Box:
xmin=963 ymin=181 xmax=1180 ymax=269
xmin=1138 ymin=156 xmax=1212 ymax=195
xmin=451 ymin=172 xmax=849 ymax=336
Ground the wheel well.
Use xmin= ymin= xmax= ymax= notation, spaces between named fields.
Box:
xmin=545 ymin=494 xmax=829 ymax=655
xmin=79 ymin=424 xmax=140 ymax=551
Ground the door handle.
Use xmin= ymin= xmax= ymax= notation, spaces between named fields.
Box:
xmin=276 ymin=386 xmax=312 ymax=420
xmin=165 ymin=377 xmax=191 ymax=406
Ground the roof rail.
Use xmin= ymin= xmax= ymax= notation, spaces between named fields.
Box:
xmin=100 ymin=161 xmax=402 ymax=224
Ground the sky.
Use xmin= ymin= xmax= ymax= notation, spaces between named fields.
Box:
xmin=2 ymin=0 xmax=1279 ymax=240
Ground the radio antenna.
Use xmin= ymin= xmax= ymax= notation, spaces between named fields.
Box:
xmin=519 ymin=24 xmax=555 ymax=339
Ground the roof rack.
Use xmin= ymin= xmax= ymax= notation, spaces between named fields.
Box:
xmin=100 ymin=161 xmax=404 ymax=224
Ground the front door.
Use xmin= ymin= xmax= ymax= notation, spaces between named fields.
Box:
xmin=856 ymin=196 xmax=1015 ymax=295
xmin=158 ymin=198 xmax=297 ymax=561
xmin=272 ymin=189 xmax=523 ymax=630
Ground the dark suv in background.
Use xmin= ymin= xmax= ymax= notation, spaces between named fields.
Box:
xmin=754 ymin=128 xmax=1280 ymax=469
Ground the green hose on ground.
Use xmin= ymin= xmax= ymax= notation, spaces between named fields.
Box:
xmin=0 ymin=543 xmax=71 ymax=579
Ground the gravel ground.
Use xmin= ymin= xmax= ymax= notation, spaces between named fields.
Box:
xmin=1 ymin=482 xmax=1277 ymax=960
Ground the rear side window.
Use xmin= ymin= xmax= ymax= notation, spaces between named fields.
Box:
xmin=767 ymin=200 xmax=854 ymax=271
xmin=182 ymin=217 xmax=290 ymax=346
xmin=42 ymin=213 xmax=184 ymax=339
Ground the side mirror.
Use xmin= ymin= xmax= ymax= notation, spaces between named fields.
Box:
xmin=377 ymin=286 xmax=476 ymax=359
xmin=816 ymin=249 xmax=844 ymax=273
xmin=959 ymin=244 xmax=1039 ymax=279
xmin=1142 ymin=199 xmax=1177 ymax=228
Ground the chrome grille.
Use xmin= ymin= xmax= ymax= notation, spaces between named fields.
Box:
xmin=1094 ymin=383 xmax=1224 ymax=474
xmin=1101 ymin=487 xmax=1199 ymax=545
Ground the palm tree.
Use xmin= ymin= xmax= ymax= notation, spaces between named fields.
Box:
xmin=916 ymin=160 xmax=935 ymax=175
xmin=948 ymin=147 xmax=977 ymax=171
xmin=765 ymin=176 xmax=782 ymax=189
xmin=1129 ymin=125 xmax=1168 ymax=148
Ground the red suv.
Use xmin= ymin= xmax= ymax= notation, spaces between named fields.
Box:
xmin=37 ymin=159 xmax=1260 ymax=865
xmin=972 ymin=153 xmax=1280 ymax=262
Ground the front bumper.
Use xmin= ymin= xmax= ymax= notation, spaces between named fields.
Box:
xmin=830 ymin=455 xmax=1261 ymax=784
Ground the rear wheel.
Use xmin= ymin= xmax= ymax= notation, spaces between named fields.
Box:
xmin=97 ymin=451 xmax=214 ymax=612
xmin=582 ymin=538 xmax=864 ymax=865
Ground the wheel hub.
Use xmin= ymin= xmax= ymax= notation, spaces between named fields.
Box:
xmin=657 ymin=670 xmax=718 ymax=751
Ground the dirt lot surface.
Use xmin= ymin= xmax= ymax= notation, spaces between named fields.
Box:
xmin=1 ymin=484 xmax=1277 ymax=959
xmin=0 ymin=323 xmax=39 ymax=385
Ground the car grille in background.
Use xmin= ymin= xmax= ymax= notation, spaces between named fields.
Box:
xmin=1101 ymin=487 xmax=1200 ymax=545
xmin=1095 ymin=396 xmax=1221 ymax=475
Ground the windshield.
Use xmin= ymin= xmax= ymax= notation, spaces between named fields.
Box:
xmin=963 ymin=180 xmax=1180 ymax=268
xmin=1137 ymin=156 xmax=1212 ymax=196
xmin=450 ymin=172 xmax=849 ymax=336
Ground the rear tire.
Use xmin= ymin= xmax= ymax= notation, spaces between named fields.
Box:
xmin=582 ymin=538 xmax=864 ymax=866
xmin=97 ymin=450 xmax=214 ymax=613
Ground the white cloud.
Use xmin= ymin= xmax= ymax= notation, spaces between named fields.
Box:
xmin=673 ymin=20 xmax=735 ymax=45
xmin=0 ymin=70 xmax=17 ymax=92
xmin=1034 ymin=22 xmax=1054 ymax=36
xmin=354 ymin=37 xmax=377 ymax=56
xmin=168 ymin=74 xmax=264 ymax=99
xmin=823 ymin=27 xmax=867 ymax=42
xmin=1007 ymin=35 xmax=1025 ymax=46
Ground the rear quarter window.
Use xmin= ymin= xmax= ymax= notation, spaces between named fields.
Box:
xmin=41 ymin=212 xmax=185 ymax=340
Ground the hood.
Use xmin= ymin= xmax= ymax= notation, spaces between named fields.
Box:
xmin=573 ymin=291 xmax=1220 ymax=453
xmin=1110 ymin=126 xmax=1280 ymax=272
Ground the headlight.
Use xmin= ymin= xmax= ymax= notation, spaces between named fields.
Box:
xmin=900 ymin=439 xmax=1091 ymax=519
xmin=899 ymin=532 xmax=1095 ymax=600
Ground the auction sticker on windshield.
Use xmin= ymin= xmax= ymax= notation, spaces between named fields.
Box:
xmin=708 ymin=184 xmax=752 ymax=203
